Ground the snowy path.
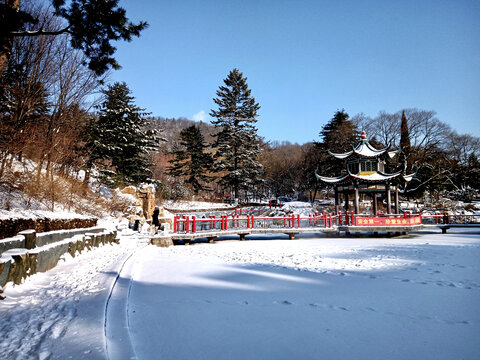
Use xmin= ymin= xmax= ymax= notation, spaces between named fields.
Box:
xmin=1 ymin=229 xmax=479 ymax=360
xmin=0 ymin=232 xmax=148 ymax=360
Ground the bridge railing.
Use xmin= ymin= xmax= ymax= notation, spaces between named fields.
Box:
xmin=173 ymin=213 xmax=336 ymax=234
xmin=226 ymin=207 xmax=270 ymax=217
xmin=421 ymin=213 xmax=480 ymax=225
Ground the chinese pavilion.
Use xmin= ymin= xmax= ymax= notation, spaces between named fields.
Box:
xmin=315 ymin=131 xmax=416 ymax=214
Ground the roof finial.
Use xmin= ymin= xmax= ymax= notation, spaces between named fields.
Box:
xmin=361 ymin=130 xmax=367 ymax=140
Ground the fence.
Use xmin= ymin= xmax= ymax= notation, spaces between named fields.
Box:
xmin=421 ymin=213 xmax=480 ymax=225
xmin=173 ymin=212 xmax=337 ymax=234
xmin=173 ymin=212 xmax=428 ymax=234
xmin=170 ymin=211 xmax=480 ymax=235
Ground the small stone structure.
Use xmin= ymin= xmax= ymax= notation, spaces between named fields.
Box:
xmin=121 ymin=185 xmax=156 ymax=219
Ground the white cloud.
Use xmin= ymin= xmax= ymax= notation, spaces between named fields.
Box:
xmin=192 ymin=110 xmax=206 ymax=122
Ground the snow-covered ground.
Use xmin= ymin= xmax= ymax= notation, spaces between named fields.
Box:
xmin=1 ymin=228 xmax=479 ymax=360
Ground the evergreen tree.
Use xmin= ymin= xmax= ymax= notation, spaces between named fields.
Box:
xmin=316 ymin=110 xmax=359 ymax=176
xmin=210 ymin=68 xmax=262 ymax=200
xmin=84 ymin=82 xmax=158 ymax=186
xmin=1 ymin=0 xmax=148 ymax=76
xmin=167 ymin=125 xmax=213 ymax=194
xmin=400 ymin=110 xmax=411 ymax=169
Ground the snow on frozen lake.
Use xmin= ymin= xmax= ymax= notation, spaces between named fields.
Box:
xmin=1 ymin=229 xmax=479 ymax=360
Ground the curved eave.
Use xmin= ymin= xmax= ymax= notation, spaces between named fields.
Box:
xmin=388 ymin=147 xmax=402 ymax=159
xmin=328 ymin=141 xmax=393 ymax=160
xmin=348 ymin=169 xmax=404 ymax=182
xmin=328 ymin=149 xmax=353 ymax=159
xmin=402 ymin=169 xmax=418 ymax=182
xmin=315 ymin=170 xmax=350 ymax=184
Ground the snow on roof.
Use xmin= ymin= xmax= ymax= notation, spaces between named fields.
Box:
xmin=315 ymin=169 xmax=415 ymax=184
xmin=328 ymin=140 xmax=392 ymax=159
xmin=315 ymin=172 xmax=350 ymax=184
xmin=328 ymin=131 xmax=394 ymax=160
xmin=349 ymin=170 xmax=404 ymax=182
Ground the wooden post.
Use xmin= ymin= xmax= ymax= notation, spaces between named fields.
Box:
xmin=394 ymin=186 xmax=399 ymax=214
xmin=373 ymin=193 xmax=378 ymax=215
xmin=354 ymin=186 xmax=360 ymax=214
xmin=386 ymin=183 xmax=392 ymax=214
xmin=334 ymin=187 xmax=340 ymax=214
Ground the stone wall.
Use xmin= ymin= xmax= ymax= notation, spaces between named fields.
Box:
xmin=0 ymin=217 xmax=97 ymax=240
xmin=0 ymin=228 xmax=117 ymax=290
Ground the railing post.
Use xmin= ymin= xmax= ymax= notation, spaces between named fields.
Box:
xmin=192 ymin=216 xmax=196 ymax=233
xmin=297 ymin=214 xmax=300 ymax=228
xmin=173 ymin=216 xmax=177 ymax=233
xmin=185 ymin=216 xmax=190 ymax=234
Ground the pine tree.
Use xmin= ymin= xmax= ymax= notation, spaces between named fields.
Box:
xmin=84 ymin=82 xmax=158 ymax=186
xmin=316 ymin=110 xmax=359 ymax=176
xmin=210 ymin=68 xmax=263 ymax=200
xmin=167 ymin=125 xmax=213 ymax=194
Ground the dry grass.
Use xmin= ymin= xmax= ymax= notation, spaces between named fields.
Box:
xmin=0 ymin=167 xmax=135 ymax=217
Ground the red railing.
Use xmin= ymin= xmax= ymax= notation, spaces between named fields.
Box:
xmin=171 ymin=210 xmax=479 ymax=234
xmin=172 ymin=212 xmax=432 ymax=234
xmin=421 ymin=213 xmax=480 ymax=225
xmin=174 ymin=212 xmax=338 ymax=234
xmin=227 ymin=207 xmax=270 ymax=217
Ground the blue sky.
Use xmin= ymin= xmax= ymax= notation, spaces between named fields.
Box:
xmin=111 ymin=0 xmax=480 ymax=144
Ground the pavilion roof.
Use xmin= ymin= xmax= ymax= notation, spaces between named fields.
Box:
xmin=327 ymin=130 xmax=395 ymax=159
xmin=315 ymin=168 xmax=416 ymax=184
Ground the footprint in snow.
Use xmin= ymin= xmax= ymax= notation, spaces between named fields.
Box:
xmin=274 ymin=300 xmax=292 ymax=305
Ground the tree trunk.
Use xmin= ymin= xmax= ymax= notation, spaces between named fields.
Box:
xmin=0 ymin=154 xmax=8 ymax=178
xmin=36 ymin=158 xmax=44 ymax=181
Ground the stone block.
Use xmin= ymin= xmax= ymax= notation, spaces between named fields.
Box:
xmin=151 ymin=236 xmax=173 ymax=247
xmin=0 ymin=235 xmax=25 ymax=255
xmin=18 ymin=229 xmax=36 ymax=249
xmin=3 ymin=248 xmax=30 ymax=285
xmin=0 ymin=256 xmax=12 ymax=287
